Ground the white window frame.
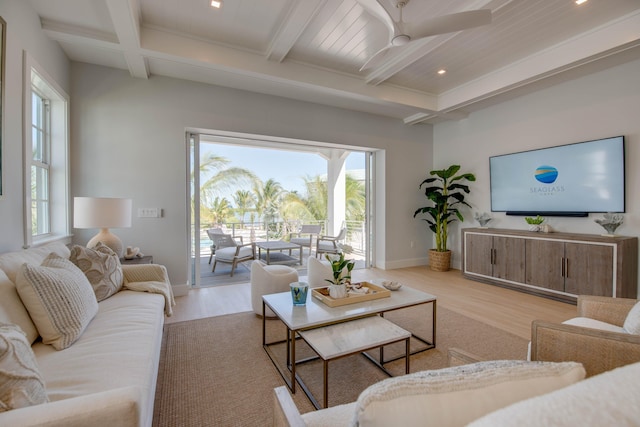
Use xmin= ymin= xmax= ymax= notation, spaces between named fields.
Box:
xmin=23 ymin=52 xmax=70 ymax=248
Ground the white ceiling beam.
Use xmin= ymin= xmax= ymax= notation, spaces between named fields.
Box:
xmin=439 ymin=9 xmax=640 ymax=112
xmin=141 ymin=26 xmax=440 ymax=112
xmin=267 ymin=0 xmax=327 ymax=62
xmin=41 ymin=19 xmax=119 ymax=47
xmin=105 ymin=0 xmax=149 ymax=79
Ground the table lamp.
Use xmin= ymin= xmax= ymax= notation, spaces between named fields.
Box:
xmin=73 ymin=197 xmax=132 ymax=258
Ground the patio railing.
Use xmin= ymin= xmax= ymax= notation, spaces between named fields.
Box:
xmin=194 ymin=220 xmax=366 ymax=256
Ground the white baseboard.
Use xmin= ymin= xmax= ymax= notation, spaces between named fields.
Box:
xmin=172 ymin=283 xmax=190 ymax=297
xmin=379 ymin=257 xmax=428 ymax=270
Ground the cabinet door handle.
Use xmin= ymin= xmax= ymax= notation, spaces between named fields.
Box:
xmin=561 ymin=257 xmax=564 ymax=277
xmin=565 ymin=258 xmax=569 ymax=278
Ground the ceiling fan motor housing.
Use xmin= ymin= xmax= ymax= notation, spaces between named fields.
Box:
xmin=391 ymin=34 xmax=410 ymax=46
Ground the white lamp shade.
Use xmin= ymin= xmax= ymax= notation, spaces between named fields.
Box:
xmin=73 ymin=197 xmax=132 ymax=229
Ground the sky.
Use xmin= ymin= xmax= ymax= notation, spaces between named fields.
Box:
xmin=202 ymin=143 xmax=365 ymax=195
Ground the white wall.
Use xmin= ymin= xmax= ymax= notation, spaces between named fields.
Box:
xmin=70 ymin=63 xmax=433 ymax=285
xmin=0 ymin=2 xmax=70 ymax=252
xmin=434 ymin=58 xmax=640 ymax=289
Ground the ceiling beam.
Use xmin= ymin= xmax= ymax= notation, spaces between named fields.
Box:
xmin=438 ymin=9 xmax=640 ymax=112
xmin=267 ymin=0 xmax=327 ymax=62
xmin=105 ymin=0 xmax=149 ymax=79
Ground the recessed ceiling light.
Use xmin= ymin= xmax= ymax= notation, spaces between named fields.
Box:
xmin=575 ymin=0 xmax=587 ymax=5
xmin=437 ymin=69 xmax=447 ymax=75
xmin=210 ymin=0 xmax=222 ymax=8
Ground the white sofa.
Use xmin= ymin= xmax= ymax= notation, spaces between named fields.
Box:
xmin=274 ymin=350 xmax=640 ymax=426
xmin=0 ymin=242 xmax=172 ymax=427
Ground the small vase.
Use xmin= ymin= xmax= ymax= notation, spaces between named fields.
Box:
xmin=328 ymin=283 xmax=348 ymax=299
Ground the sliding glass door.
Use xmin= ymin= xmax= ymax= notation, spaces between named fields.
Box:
xmin=188 ymin=131 xmax=375 ymax=287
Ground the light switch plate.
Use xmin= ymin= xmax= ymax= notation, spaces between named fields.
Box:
xmin=138 ymin=208 xmax=161 ymax=218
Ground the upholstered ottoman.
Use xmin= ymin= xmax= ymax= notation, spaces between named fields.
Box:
xmin=250 ymin=261 xmax=299 ymax=317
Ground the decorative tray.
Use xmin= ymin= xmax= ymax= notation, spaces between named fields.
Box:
xmin=311 ymin=282 xmax=391 ymax=307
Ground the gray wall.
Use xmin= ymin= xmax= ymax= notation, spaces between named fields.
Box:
xmin=70 ymin=63 xmax=433 ymax=286
xmin=433 ymin=57 xmax=640 ymax=291
xmin=0 ymin=2 xmax=69 ymax=252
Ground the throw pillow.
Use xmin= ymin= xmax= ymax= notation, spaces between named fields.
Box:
xmin=69 ymin=242 xmax=124 ymax=301
xmin=623 ymin=301 xmax=640 ymax=334
xmin=0 ymin=322 xmax=48 ymax=412
xmin=353 ymin=360 xmax=585 ymax=427
xmin=15 ymin=253 xmax=98 ymax=350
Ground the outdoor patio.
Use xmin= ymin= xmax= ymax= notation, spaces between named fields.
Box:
xmin=195 ymin=246 xmax=366 ymax=287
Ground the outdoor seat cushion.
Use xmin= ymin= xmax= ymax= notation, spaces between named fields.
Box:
xmin=215 ymin=246 xmax=253 ymax=261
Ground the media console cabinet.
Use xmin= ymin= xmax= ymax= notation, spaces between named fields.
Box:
xmin=461 ymin=228 xmax=638 ymax=303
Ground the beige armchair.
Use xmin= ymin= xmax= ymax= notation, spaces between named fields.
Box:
xmin=530 ymin=295 xmax=640 ymax=377
xmin=211 ymin=233 xmax=255 ymax=276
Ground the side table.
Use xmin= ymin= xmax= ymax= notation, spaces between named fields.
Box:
xmin=120 ymin=255 xmax=153 ymax=265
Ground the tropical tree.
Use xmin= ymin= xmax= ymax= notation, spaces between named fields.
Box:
xmin=233 ymin=190 xmax=254 ymax=225
xmin=209 ymin=197 xmax=232 ymax=226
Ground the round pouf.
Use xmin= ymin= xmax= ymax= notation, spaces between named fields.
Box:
xmin=250 ymin=261 xmax=299 ymax=317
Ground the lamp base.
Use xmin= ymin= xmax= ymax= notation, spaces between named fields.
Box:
xmin=87 ymin=228 xmax=124 ymax=258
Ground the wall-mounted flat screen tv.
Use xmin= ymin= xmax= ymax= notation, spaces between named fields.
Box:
xmin=490 ymin=136 xmax=625 ymax=216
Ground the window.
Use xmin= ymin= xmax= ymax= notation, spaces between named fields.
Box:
xmin=31 ymin=90 xmax=50 ymax=236
xmin=24 ymin=53 xmax=70 ymax=247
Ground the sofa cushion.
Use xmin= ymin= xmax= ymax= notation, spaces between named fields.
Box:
xmin=69 ymin=243 xmax=124 ymax=301
xmin=32 ymin=290 xmax=166 ymax=426
xmin=0 ymin=270 xmax=39 ymax=344
xmin=563 ymin=316 xmax=626 ymax=333
xmin=623 ymin=301 xmax=640 ymax=334
xmin=353 ymin=360 xmax=585 ymax=427
xmin=215 ymin=246 xmax=253 ymax=261
xmin=15 ymin=254 xmax=98 ymax=350
xmin=0 ymin=242 xmax=70 ymax=283
xmin=0 ymin=322 xmax=48 ymax=412
xmin=467 ymin=361 xmax=640 ymax=427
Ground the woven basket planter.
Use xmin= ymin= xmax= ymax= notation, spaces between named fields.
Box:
xmin=429 ymin=249 xmax=451 ymax=272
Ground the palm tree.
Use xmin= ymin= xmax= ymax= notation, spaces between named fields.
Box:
xmin=233 ymin=190 xmax=254 ymax=225
xmin=198 ymin=153 xmax=258 ymax=208
xmin=209 ymin=197 xmax=232 ymax=226
xmin=253 ymin=179 xmax=286 ymax=237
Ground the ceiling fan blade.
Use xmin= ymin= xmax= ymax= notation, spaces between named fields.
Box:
xmin=355 ymin=0 xmax=395 ymax=35
xmin=359 ymin=45 xmax=392 ymax=71
xmin=411 ymin=9 xmax=492 ymax=40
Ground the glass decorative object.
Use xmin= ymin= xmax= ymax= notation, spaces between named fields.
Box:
xmin=594 ymin=213 xmax=624 ymax=236
xmin=474 ymin=212 xmax=492 ymax=228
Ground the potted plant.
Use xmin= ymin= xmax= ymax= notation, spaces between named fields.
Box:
xmin=325 ymin=253 xmax=355 ymax=298
xmin=525 ymin=215 xmax=545 ymax=232
xmin=413 ymin=165 xmax=476 ymax=271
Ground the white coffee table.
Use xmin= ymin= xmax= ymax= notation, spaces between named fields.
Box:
xmin=262 ymin=285 xmax=437 ymax=404
xmin=298 ymin=315 xmax=411 ymax=408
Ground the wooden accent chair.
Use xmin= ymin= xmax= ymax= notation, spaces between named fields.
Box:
xmin=530 ymin=295 xmax=640 ymax=377
xmin=315 ymin=227 xmax=347 ymax=258
xmin=206 ymin=228 xmax=224 ymax=264
xmin=289 ymin=224 xmax=322 ymax=256
xmin=210 ymin=233 xmax=255 ymax=277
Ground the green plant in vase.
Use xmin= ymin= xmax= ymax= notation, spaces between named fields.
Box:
xmin=325 ymin=253 xmax=355 ymax=299
xmin=525 ymin=215 xmax=545 ymax=232
xmin=413 ymin=165 xmax=475 ymax=271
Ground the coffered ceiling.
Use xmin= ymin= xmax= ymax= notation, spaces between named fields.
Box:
xmin=29 ymin=0 xmax=640 ymax=124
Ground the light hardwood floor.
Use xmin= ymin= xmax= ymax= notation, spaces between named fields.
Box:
xmin=166 ymin=266 xmax=577 ymax=340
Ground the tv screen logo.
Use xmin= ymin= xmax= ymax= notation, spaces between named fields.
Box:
xmin=534 ymin=166 xmax=558 ymax=184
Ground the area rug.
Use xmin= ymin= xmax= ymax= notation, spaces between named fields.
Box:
xmin=152 ymin=306 xmax=528 ymax=427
